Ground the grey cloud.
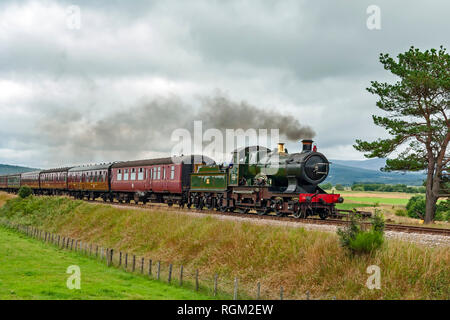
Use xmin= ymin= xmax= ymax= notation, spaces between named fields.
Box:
xmin=0 ymin=0 xmax=449 ymax=167
xmin=34 ymin=94 xmax=314 ymax=165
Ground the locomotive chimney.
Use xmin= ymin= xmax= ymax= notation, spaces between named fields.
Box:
xmin=277 ymin=143 xmax=286 ymax=154
xmin=302 ymin=139 xmax=313 ymax=152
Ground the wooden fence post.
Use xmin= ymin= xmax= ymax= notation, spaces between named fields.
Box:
xmin=119 ymin=252 xmax=122 ymax=266
xmin=168 ymin=264 xmax=173 ymax=283
xmin=132 ymin=255 xmax=136 ymax=272
xmin=195 ymin=269 xmax=199 ymax=291
xmin=306 ymin=291 xmax=310 ymax=300
xmin=179 ymin=265 xmax=183 ymax=286
xmin=96 ymin=245 xmax=98 ymax=257
xmin=125 ymin=253 xmax=128 ymax=269
xmin=70 ymin=239 xmax=74 ymax=250
xmin=214 ymin=274 xmax=218 ymax=296
xmin=141 ymin=257 xmax=144 ymax=274
xmin=233 ymin=278 xmax=238 ymax=300
xmin=108 ymin=249 xmax=113 ymax=267
xmin=157 ymin=261 xmax=161 ymax=280
xmin=148 ymin=259 xmax=152 ymax=276
xmin=280 ymin=286 xmax=284 ymax=300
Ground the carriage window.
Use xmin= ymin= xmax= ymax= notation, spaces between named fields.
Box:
xmin=170 ymin=166 xmax=175 ymax=179
xmin=157 ymin=167 xmax=161 ymax=180
xmin=117 ymin=169 xmax=122 ymax=181
xmin=131 ymin=168 xmax=136 ymax=180
xmin=138 ymin=168 xmax=144 ymax=180
xmin=124 ymin=169 xmax=129 ymax=180
xmin=162 ymin=167 xmax=165 ymax=179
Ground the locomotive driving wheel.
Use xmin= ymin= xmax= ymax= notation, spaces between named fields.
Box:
xmin=256 ymin=207 xmax=271 ymax=216
xmin=272 ymin=199 xmax=285 ymax=217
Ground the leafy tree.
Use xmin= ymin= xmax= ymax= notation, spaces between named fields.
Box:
xmin=335 ymin=184 xmax=345 ymax=191
xmin=354 ymin=46 xmax=450 ymax=223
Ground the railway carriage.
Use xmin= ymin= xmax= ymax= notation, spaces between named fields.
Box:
xmin=68 ymin=164 xmax=112 ymax=200
xmin=110 ymin=156 xmax=214 ymax=205
xmin=7 ymin=174 xmax=21 ymax=192
xmin=21 ymin=171 xmax=41 ymax=190
xmin=39 ymin=167 xmax=71 ymax=195
xmin=0 ymin=175 xmax=7 ymax=190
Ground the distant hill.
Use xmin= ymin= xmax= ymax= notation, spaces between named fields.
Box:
xmin=0 ymin=164 xmax=40 ymax=175
xmin=330 ymin=158 xmax=387 ymax=171
xmin=326 ymin=162 xmax=425 ymax=186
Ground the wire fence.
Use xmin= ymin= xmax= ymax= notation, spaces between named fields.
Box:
xmin=0 ymin=220 xmax=337 ymax=300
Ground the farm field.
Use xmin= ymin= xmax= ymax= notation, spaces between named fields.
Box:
xmin=0 ymin=225 xmax=212 ymax=300
xmin=0 ymin=193 xmax=448 ymax=300
xmin=329 ymin=190 xmax=448 ymax=228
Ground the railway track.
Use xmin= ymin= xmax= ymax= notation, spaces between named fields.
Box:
xmin=85 ymin=199 xmax=450 ymax=237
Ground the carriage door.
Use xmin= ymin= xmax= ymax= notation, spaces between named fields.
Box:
xmin=162 ymin=166 xmax=168 ymax=191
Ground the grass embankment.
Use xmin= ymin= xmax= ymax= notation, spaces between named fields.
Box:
xmin=0 ymin=225 xmax=211 ymax=300
xmin=0 ymin=194 xmax=449 ymax=300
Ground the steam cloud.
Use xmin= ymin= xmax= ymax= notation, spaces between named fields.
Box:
xmin=37 ymin=94 xmax=315 ymax=165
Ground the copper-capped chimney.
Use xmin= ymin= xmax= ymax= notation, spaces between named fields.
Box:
xmin=277 ymin=143 xmax=286 ymax=154
xmin=302 ymin=139 xmax=313 ymax=152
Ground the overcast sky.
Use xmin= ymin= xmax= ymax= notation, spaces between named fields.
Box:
xmin=1 ymin=0 xmax=449 ymax=168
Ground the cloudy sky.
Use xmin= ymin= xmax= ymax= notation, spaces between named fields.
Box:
xmin=1 ymin=0 xmax=449 ymax=168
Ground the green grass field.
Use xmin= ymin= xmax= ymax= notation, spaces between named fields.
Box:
xmin=0 ymin=225 xmax=212 ymax=300
xmin=344 ymin=197 xmax=409 ymax=206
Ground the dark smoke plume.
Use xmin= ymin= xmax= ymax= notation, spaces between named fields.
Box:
xmin=36 ymin=93 xmax=315 ymax=164
xmin=199 ymin=95 xmax=315 ymax=141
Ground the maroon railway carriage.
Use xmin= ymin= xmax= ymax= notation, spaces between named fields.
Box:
xmin=110 ymin=155 xmax=214 ymax=205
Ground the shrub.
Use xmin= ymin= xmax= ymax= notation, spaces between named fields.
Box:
xmin=337 ymin=211 xmax=385 ymax=254
xmin=406 ymin=196 xmax=449 ymax=221
xmin=371 ymin=210 xmax=385 ymax=233
xmin=336 ymin=215 xmax=361 ymax=248
xmin=348 ymin=230 xmax=384 ymax=253
xmin=435 ymin=199 xmax=450 ymax=222
xmin=18 ymin=186 xmax=32 ymax=199
xmin=395 ymin=209 xmax=407 ymax=217
xmin=335 ymin=184 xmax=345 ymax=191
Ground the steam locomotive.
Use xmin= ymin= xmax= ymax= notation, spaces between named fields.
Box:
xmin=0 ymin=140 xmax=344 ymax=219
xmin=189 ymin=139 xmax=343 ymax=219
